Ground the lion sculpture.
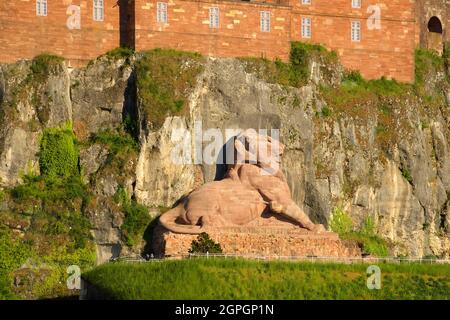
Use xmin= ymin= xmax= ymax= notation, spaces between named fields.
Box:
xmin=159 ymin=129 xmax=325 ymax=234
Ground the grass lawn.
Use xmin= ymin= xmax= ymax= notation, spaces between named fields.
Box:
xmin=83 ymin=259 xmax=450 ymax=300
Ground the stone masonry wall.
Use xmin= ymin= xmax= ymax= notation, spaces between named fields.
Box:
xmin=0 ymin=0 xmax=423 ymax=82
xmin=133 ymin=0 xmax=416 ymax=82
xmin=134 ymin=0 xmax=292 ymax=61
xmin=152 ymin=215 xmax=362 ymax=257
xmin=0 ymin=0 xmax=121 ymax=66
xmin=153 ymin=225 xmax=362 ymax=257
xmin=290 ymin=0 xmax=416 ymax=82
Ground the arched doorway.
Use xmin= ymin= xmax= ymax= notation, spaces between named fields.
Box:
xmin=427 ymin=16 xmax=443 ymax=54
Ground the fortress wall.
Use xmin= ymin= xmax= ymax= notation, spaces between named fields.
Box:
xmin=0 ymin=0 xmax=417 ymax=81
xmin=290 ymin=0 xmax=416 ymax=82
xmin=0 ymin=0 xmax=121 ymax=66
xmin=290 ymin=14 xmax=416 ymax=82
xmin=415 ymin=0 xmax=447 ymax=45
xmin=133 ymin=0 xmax=416 ymax=82
xmin=134 ymin=0 xmax=291 ymax=61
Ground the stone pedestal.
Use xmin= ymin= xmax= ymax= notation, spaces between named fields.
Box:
xmin=152 ymin=215 xmax=361 ymax=258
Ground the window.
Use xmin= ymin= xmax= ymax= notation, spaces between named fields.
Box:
xmin=36 ymin=0 xmax=47 ymax=16
xmin=351 ymin=21 xmax=361 ymax=41
xmin=93 ymin=0 xmax=104 ymax=21
xmin=352 ymin=0 xmax=361 ymax=8
xmin=157 ymin=2 xmax=168 ymax=24
xmin=209 ymin=7 xmax=219 ymax=29
xmin=301 ymin=17 xmax=311 ymax=38
xmin=260 ymin=11 xmax=270 ymax=32
xmin=302 ymin=0 xmax=311 ymax=4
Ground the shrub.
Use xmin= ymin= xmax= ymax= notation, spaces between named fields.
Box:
xmin=329 ymin=207 xmax=353 ymax=235
xmin=329 ymin=208 xmax=389 ymax=257
xmin=343 ymin=232 xmax=389 ymax=257
xmin=290 ymin=42 xmax=338 ymax=86
xmin=30 ymin=54 xmax=64 ymax=76
xmin=39 ymin=122 xmax=79 ymax=177
xmin=11 ymin=174 xmax=90 ymax=205
xmin=105 ymin=47 xmax=135 ymax=60
xmin=189 ymin=233 xmax=223 ymax=254
xmin=115 ymin=187 xmax=152 ymax=247
xmin=343 ymin=70 xmax=364 ymax=84
xmin=90 ymin=128 xmax=139 ymax=155
xmin=0 ymin=227 xmax=31 ymax=299
xmin=360 ymin=216 xmax=376 ymax=237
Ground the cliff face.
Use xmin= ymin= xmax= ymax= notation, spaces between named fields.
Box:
xmin=1 ymin=48 xmax=450 ymax=269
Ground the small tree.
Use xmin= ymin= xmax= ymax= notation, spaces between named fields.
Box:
xmin=189 ymin=233 xmax=222 ymax=254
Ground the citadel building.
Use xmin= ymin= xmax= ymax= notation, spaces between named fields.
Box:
xmin=0 ymin=0 xmax=448 ymax=82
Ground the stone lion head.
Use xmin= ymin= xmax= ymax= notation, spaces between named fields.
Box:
xmin=233 ymin=129 xmax=285 ymax=170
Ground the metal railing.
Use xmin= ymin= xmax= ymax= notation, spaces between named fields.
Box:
xmin=112 ymin=253 xmax=450 ymax=264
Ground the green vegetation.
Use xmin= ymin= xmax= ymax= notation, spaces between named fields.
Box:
xmin=317 ymin=48 xmax=450 ymax=154
xmin=114 ymin=187 xmax=152 ymax=247
xmin=86 ymin=47 xmax=135 ymax=67
xmin=0 ymin=227 xmax=31 ymax=299
xmin=0 ymin=123 xmax=95 ymax=299
xmin=88 ymin=127 xmax=139 ymax=184
xmin=90 ymin=128 xmax=139 ymax=156
xmin=414 ymin=49 xmax=445 ymax=92
xmin=329 ymin=207 xmax=353 ymax=235
xmin=189 ymin=233 xmax=223 ymax=254
xmin=105 ymin=47 xmax=135 ymax=60
xmin=83 ymin=259 xmax=450 ymax=299
xmin=290 ymin=42 xmax=338 ymax=85
xmin=320 ymin=71 xmax=409 ymax=113
xmin=330 ymin=207 xmax=389 ymax=257
xmin=239 ymin=57 xmax=295 ymax=87
xmin=30 ymin=53 xmax=64 ymax=77
xmin=4 ymin=53 xmax=65 ymax=125
xmin=135 ymin=49 xmax=204 ymax=129
xmin=39 ymin=122 xmax=79 ymax=177
xmin=319 ymin=106 xmax=332 ymax=117
xmin=401 ymin=168 xmax=413 ymax=184
xmin=240 ymin=42 xmax=338 ymax=88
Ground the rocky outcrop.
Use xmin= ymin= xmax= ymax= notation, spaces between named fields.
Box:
xmin=1 ymin=52 xmax=449 ymax=260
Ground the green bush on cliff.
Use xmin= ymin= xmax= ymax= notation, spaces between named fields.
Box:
xmin=39 ymin=122 xmax=79 ymax=177
xmin=105 ymin=47 xmax=135 ymax=60
xmin=329 ymin=207 xmax=388 ymax=257
xmin=240 ymin=42 xmax=338 ymax=88
xmin=114 ymin=187 xmax=152 ymax=247
xmin=290 ymin=42 xmax=338 ymax=86
xmin=414 ymin=48 xmax=445 ymax=89
xmin=30 ymin=53 xmax=64 ymax=76
xmin=135 ymin=49 xmax=204 ymax=129
xmin=0 ymin=227 xmax=31 ymax=299
xmin=329 ymin=207 xmax=353 ymax=235
xmin=3 ymin=121 xmax=96 ymax=299
xmin=90 ymin=128 xmax=138 ymax=155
